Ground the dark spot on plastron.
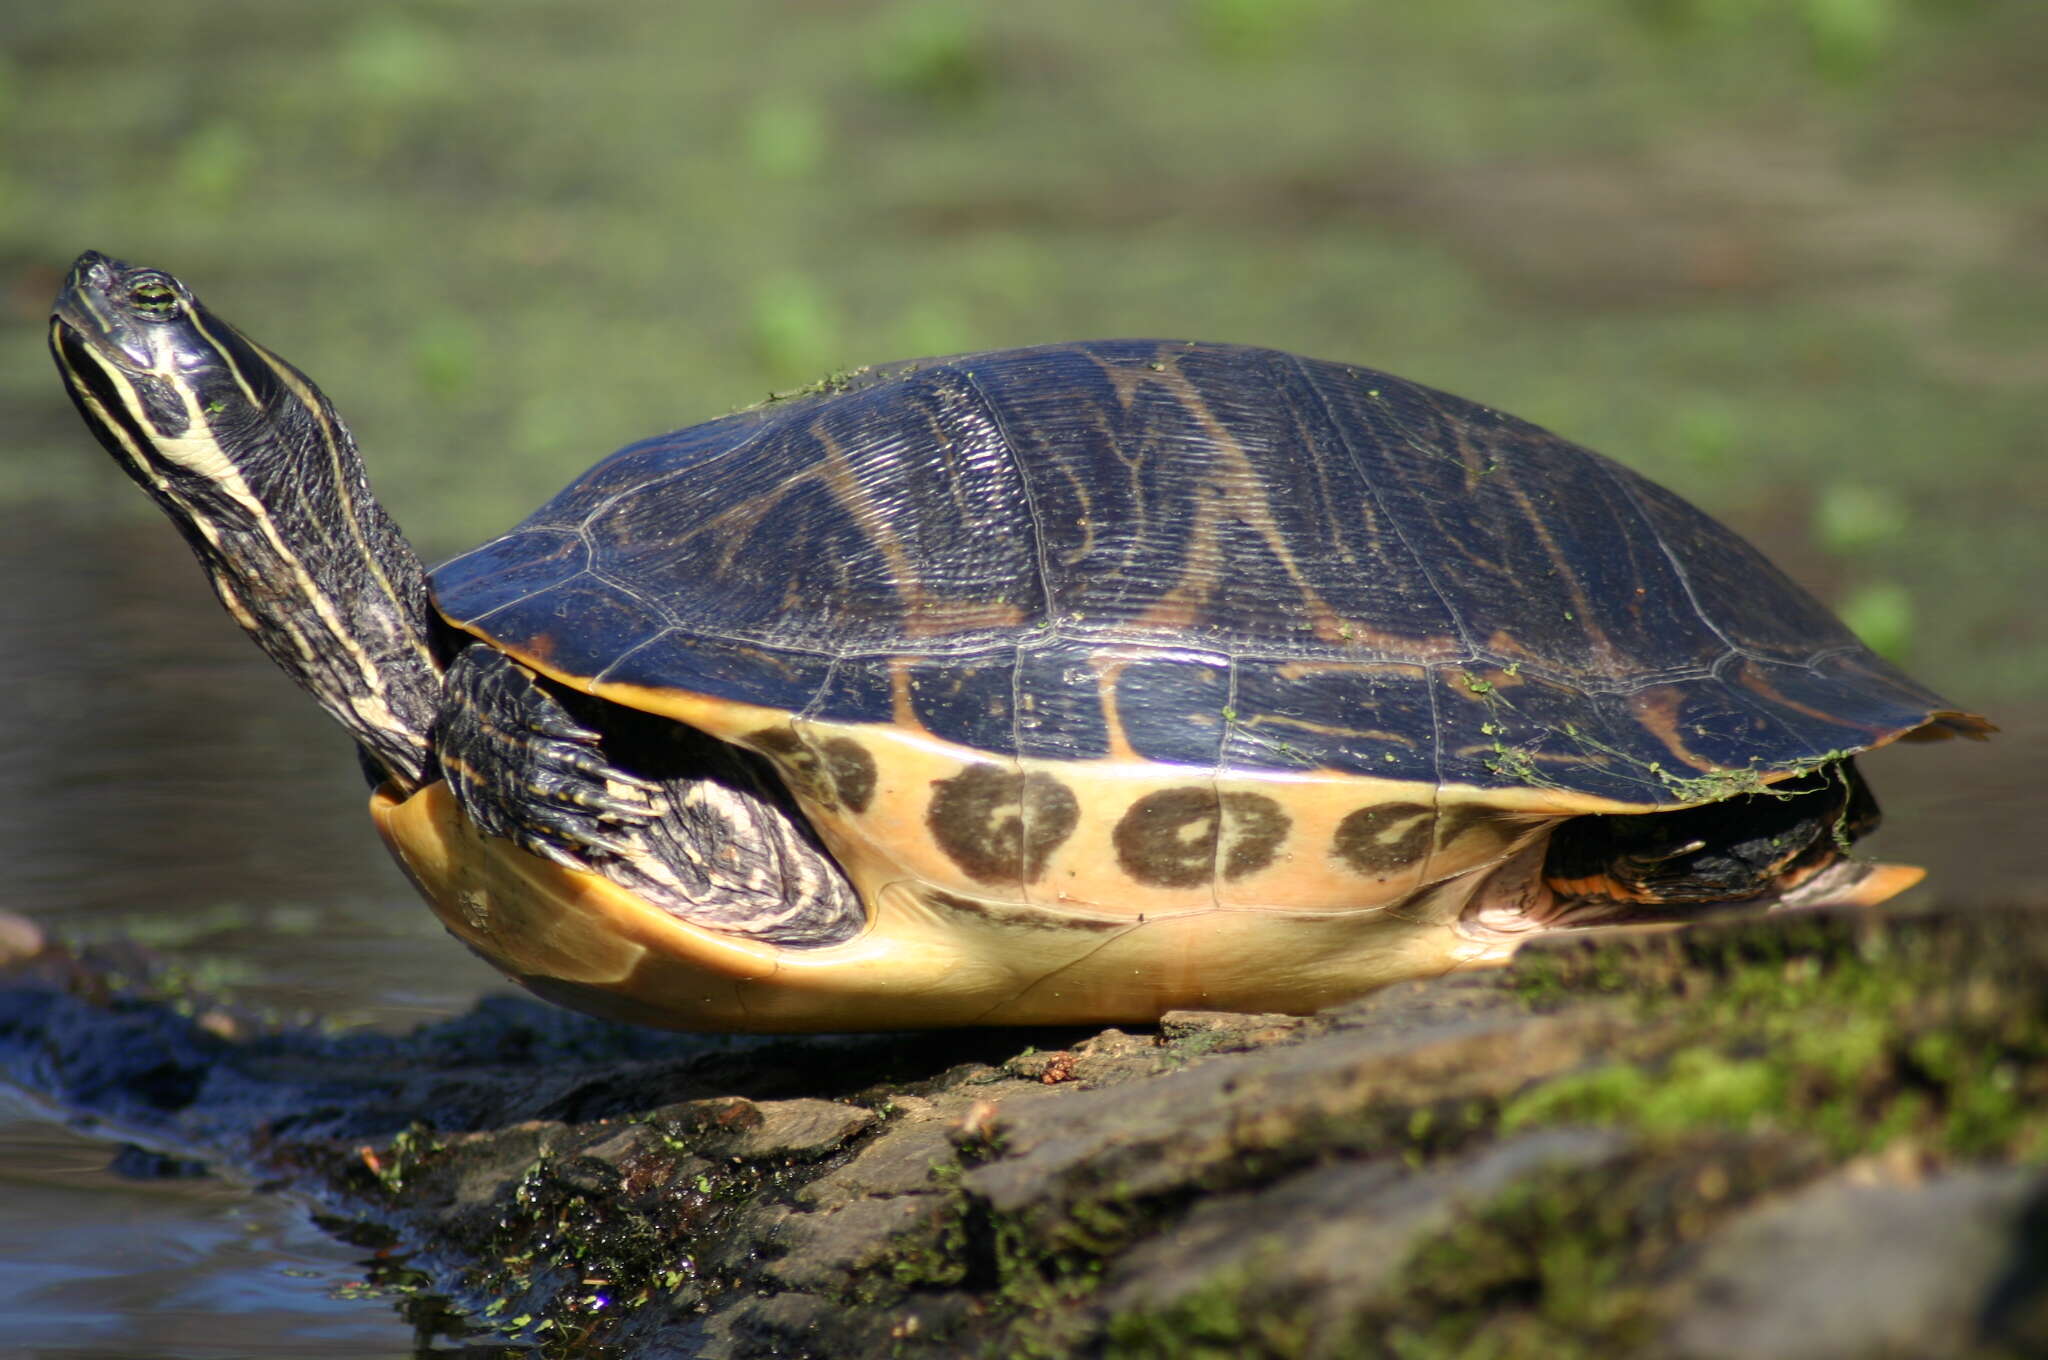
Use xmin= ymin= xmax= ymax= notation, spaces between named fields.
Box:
xmin=1333 ymin=801 xmax=1433 ymax=876
xmin=747 ymin=726 xmax=803 ymax=758
xmin=1114 ymin=787 xmax=1213 ymax=888
xmin=1220 ymin=791 xmax=1290 ymax=878
xmin=821 ymin=737 xmax=877 ymax=814
xmin=927 ymin=764 xmax=1079 ymax=885
xmin=1113 ymin=786 xmax=1291 ymax=888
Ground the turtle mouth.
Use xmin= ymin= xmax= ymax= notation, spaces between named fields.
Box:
xmin=51 ymin=293 xmax=156 ymax=386
xmin=49 ymin=316 xmax=121 ymax=385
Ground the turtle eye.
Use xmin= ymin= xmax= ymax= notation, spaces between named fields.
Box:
xmin=126 ymin=275 xmax=180 ymax=319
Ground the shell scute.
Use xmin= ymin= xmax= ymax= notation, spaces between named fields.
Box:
xmin=1111 ymin=650 xmax=1231 ymax=766
xmin=1223 ymin=658 xmax=1435 ymax=778
xmin=904 ymin=650 xmax=1017 ymax=752
xmin=429 ymin=340 xmax=1974 ymax=798
xmin=597 ymin=629 xmax=828 ymax=706
xmin=432 ymin=527 xmax=588 ymax=625
xmin=1011 ymin=640 xmax=1115 ymax=762
xmin=980 ymin=344 xmax=1460 ymax=653
xmin=1732 ymin=653 xmax=1956 ymax=749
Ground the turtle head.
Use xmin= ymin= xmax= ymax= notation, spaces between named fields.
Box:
xmin=51 ymin=251 xmax=303 ymax=493
xmin=55 ymin=251 xmax=214 ymax=374
xmin=50 ymin=250 xmax=444 ymax=793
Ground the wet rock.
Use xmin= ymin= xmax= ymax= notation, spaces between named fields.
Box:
xmin=646 ymin=1094 xmax=876 ymax=1161
xmin=1663 ymin=1163 xmax=2048 ymax=1359
xmin=764 ymin=1194 xmax=955 ymax=1295
xmin=710 ymin=1294 xmax=841 ymax=1360
xmin=797 ymin=1116 xmax=955 ymax=1209
xmin=582 ymin=1121 xmax=670 ymax=1171
xmin=1101 ymin=1125 xmax=1636 ymax=1329
xmin=8 ymin=907 xmax=2048 ymax=1356
xmin=725 ymin=1098 xmax=877 ymax=1160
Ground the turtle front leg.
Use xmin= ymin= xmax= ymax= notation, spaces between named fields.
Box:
xmin=433 ymin=645 xmax=867 ymax=946
xmin=435 ymin=645 xmax=666 ymax=870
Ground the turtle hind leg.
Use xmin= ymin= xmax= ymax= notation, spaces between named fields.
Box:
xmin=616 ymin=726 xmax=870 ymax=946
xmin=434 ymin=644 xmax=666 ymax=870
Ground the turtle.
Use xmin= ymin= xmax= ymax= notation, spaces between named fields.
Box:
xmin=48 ymin=251 xmax=1992 ymax=1032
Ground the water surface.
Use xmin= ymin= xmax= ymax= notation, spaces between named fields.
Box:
xmin=0 ymin=516 xmax=506 ymax=1357
xmin=0 ymin=1088 xmax=421 ymax=1360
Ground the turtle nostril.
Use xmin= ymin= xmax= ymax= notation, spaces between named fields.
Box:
xmin=68 ymin=251 xmax=116 ymax=294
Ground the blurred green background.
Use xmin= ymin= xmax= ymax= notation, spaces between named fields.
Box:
xmin=3 ymin=8 xmax=2039 ymax=1339
xmin=3 ymin=0 xmax=2041 ymax=724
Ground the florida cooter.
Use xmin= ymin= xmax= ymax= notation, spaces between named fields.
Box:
xmin=49 ymin=252 xmax=1991 ymax=1030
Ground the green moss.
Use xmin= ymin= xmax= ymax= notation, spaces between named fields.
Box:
xmin=1509 ymin=945 xmax=1636 ymax=1008
xmin=1497 ymin=917 xmax=2048 ymax=1161
xmin=1103 ymin=1260 xmax=1310 ymax=1360
xmin=364 ymin=1123 xmax=448 ymax=1193
xmin=1633 ymin=749 xmax=1867 ymax=809
xmin=750 ymin=363 xmax=876 ymax=410
xmin=1097 ymin=1134 xmax=1823 ymax=1359
xmin=1360 ymin=1139 xmax=1818 ymax=1359
xmin=856 ymin=1151 xmax=1171 ymax=1349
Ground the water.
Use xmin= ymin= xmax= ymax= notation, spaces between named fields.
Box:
xmin=0 ymin=515 xmax=505 ymax=1358
xmin=0 ymin=1090 xmax=420 ymax=1360
xmin=0 ymin=510 xmax=2034 ymax=1355
xmin=0 ymin=516 xmax=509 ymax=1028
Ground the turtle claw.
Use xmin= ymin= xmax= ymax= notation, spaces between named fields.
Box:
xmin=523 ymin=836 xmax=586 ymax=872
xmin=436 ymin=645 xmax=666 ymax=871
xmin=522 ymin=822 xmax=644 ymax=870
xmin=523 ymin=704 xmax=600 ymax=744
xmin=563 ymin=779 xmax=667 ymax=822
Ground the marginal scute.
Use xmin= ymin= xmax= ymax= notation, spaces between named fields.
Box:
xmin=1113 ymin=786 xmax=1291 ymax=888
xmin=1434 ymin=803 xmax=1504 ymax=851
xmin=926 ymin=764 xmax=1080 ymax=886
xmin=1332 ymin=802 xmax=1433 ymax=876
